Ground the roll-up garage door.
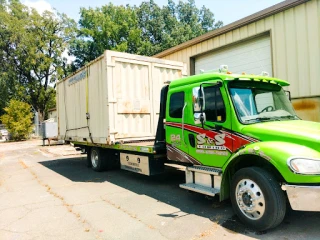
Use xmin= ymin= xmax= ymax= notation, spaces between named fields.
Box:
xmin=195 ymin=35 xmax=272 ymax=75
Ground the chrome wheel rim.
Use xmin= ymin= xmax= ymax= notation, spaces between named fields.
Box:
xmin=235 ymin=179 xmax=265 ymax=220
xmin=91 ymin=150 xmax=99 ymax=168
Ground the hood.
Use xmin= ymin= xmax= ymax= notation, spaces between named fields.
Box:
xmin=241 ymin=120 xmax=320 ymax=151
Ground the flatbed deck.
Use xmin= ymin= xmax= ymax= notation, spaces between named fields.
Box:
xmin=73 ymin=140 xmax=161 ymax=154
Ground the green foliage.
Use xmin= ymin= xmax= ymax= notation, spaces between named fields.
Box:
xmin=70 ymin=0 xmax=223 ymax=68
xmin=0 ymin=0 xmax=77 ymax=121
xmin=0 ymin=100 xmax=33 ymax=140
xmin=0 ymin=0 xmax=223 ymax=118
xmin=70 ymin=3 xmax=141 ymax=69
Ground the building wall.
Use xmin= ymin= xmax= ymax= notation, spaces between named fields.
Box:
xmin=48 ymin=110 xmax=57 ymax=121
xmin=292 ymin=97 xmax=320 ymax=121
xmin=160 ymin=0 xmax=320 ymax=121
xmin=161 ymin=0 xmax=320 ymax=99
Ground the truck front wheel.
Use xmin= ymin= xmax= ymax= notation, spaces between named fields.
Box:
xmin=230 ymin=167 xmax=286 ymax=231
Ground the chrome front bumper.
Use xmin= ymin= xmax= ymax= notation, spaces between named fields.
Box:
xmin=282 ymin=184 xmax=320 ymax=211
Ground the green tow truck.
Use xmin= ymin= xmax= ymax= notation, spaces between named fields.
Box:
xmin=69 ymin=65 xmax=320 ymax=231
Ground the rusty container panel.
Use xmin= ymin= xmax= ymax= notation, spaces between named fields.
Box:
xmin=57 ymin=50 xmax=186 ymax=145
xmin=292 ymin=98 xmax=320 ymax=122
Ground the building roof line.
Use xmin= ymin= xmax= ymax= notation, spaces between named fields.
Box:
xmin=154 ymin=0 xmax=310 ymax=58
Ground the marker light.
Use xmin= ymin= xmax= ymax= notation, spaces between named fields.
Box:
xmin=288 ymin=158 xmax=320 ymax=175
xmin=260 ymin=71 xmax=269 ymax=76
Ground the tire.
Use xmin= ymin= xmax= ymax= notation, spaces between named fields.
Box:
xmin=230 ymin=167 xmax=286 ymax=231
xmin=86 ymin=147 xmax=92 ymax=168
xmin=89 ymin=147 xmax=107 ymax=172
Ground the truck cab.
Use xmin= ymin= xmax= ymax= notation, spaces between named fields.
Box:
xmin=164 ymin=66 xmax=320 ymax=231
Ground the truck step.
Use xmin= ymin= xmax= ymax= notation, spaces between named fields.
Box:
xmin=179 ymin=183 xmax=220 ymax=197
xmin=187 ymin=166 xmax=222 ymax=176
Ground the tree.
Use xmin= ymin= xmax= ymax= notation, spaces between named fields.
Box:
xmin=137 ymin=0 xmax=223 ymax=55
xmin=69 ymin=3 xmax=141 ymax=69
xmin=0 ymin=0 xmax=76 ymax=121
xmin=135 ymin=0 xmax=164 ymax=55
xmin=0 ymin=100 xmax=33 ymax=140
xmin=70 ymin=0 xmax=223 ymax=69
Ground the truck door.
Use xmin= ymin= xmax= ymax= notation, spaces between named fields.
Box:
xmin=166 ymin=90 xmax=194 ymax=164
xmin=184 ymin=83 xmax=232 ymax=167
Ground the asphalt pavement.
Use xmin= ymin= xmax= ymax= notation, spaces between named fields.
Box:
xmin=0 ymin=140 xmax=320 ymax=240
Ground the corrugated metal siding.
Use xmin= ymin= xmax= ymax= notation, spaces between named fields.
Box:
xmin=105 ymin=52 xmax=187 ymax=142
xmin=57 ymin=50 xmax=187 ymax=144
xmin=152 ymin=64 xmax=184 ymax=131
xmin=57 ymin=59 xmax=108 ymax=143
xmin=194 ymin=35 xmax=272 ymax=75
xmin=111 ymin=60 xmax=153 ymax=139
xmin=162 ymin=0 xmax=320 ymax=99
xmin=292 ymin=97 xmax=320 ymax=121
xmin=87 ymin=59 xmax=109 ymax=143
xmin=48 ymin=110 xmax=57 ymax=121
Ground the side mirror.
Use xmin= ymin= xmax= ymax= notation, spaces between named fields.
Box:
xmin=199 ymin=86 xmax=206 ymax=111
xmin=285 ymin=90 xmax=291 ymax=101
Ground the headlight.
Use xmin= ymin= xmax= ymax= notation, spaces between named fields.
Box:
xmin=288 ymin=158 xmax=320 ymax=175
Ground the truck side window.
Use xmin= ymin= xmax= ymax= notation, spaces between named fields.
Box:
xmin=203 ymin=86 xmax=226 ymax=122
xmin=169 ymin=92 xmax=185 ymax=118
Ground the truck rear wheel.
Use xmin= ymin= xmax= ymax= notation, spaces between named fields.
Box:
xmin=90 ymin=147 xmax=107 ymax=172
xmin=86 ymin=147 xmax=92 ymax=168
xmin=230 ymin=167 xmax=286 ymax=231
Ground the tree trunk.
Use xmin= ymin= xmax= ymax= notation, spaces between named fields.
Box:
xmin=39 ymin=111 xmax=44 ymax=123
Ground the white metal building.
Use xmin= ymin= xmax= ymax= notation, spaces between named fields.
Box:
xmin=154 ymin=0 xmax=320 ymax=121
xmin=48 ymin=108 xmax=57 ymax=122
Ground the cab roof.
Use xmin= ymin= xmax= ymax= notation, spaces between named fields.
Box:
xmin=169 ymin=72 xmax=290 ymax=89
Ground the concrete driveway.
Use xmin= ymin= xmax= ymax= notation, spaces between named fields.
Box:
xmin=0 ymin=140 xmax=319 ymax=240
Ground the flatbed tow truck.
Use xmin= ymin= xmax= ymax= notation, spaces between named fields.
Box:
xmin=57 ymin=51 xmax=320 ymax=231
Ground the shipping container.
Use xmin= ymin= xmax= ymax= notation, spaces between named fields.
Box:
xmin=57 ymin=50 xmax=187 ymax=145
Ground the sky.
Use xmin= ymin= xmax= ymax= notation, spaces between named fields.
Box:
xmin=23 ymin=0 xmax=284 ymax=26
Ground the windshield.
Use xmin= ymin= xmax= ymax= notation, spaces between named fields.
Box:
xmin=229 ymin=81 xmax=298 ymax=124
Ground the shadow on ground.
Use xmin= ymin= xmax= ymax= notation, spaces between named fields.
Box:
xmin=40 ymin=156 xmax=320 ymax=238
